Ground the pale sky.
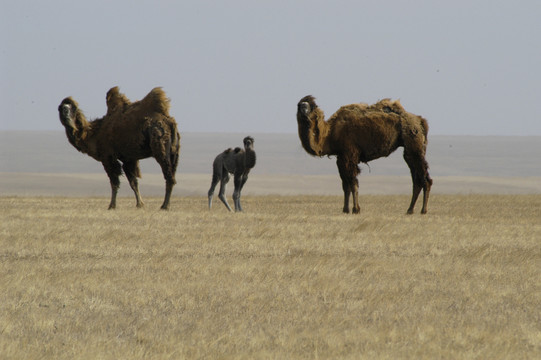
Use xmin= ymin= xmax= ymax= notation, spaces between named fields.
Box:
xmin=1 ymin=0 xmax=540 ymax=135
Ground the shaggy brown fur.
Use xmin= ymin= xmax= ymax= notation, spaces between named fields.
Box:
xmin=58 ymin=87 xmax=180 ymax=210
xmin=297 ymin=95 xmax=432 ymax=214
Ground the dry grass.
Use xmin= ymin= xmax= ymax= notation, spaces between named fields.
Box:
xmin=1 ymin=194 xmax=540 ymax=359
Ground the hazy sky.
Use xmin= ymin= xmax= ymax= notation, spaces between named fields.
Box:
xmin=2 ymin=0 xmax=540 ymax=135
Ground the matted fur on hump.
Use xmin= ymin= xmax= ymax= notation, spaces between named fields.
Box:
xmin=130 ymin=87 xmax=171 ymax=117
xmin=356 ymin=99 xmax=406 ymax=115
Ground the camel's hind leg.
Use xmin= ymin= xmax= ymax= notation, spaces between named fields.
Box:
xmin=122 ymin=160 xmax=144 ymax=208
xmin=218 ymin=172 xmax=233 ymax=212
xmin=208 ymin=174 xmax=220 ymax=210
xmin=149 ymin=126 xmax=177 ymax=210
xmin=421 ymin=173 xmax=433 ymax=214
xmin=155 ymin=157 xmax=176 ymax=210
xmin=404 ymin=150 xmax=431 ymax=214
xmin=208 ymin=170 xmax=221 ymax=209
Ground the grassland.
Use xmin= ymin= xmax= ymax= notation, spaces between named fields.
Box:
xmin=1 ymin=194 xmax=540 ymax=359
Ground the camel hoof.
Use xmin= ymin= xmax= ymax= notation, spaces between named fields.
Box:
xmin=406 ymin=209 xmax=414 ymax=215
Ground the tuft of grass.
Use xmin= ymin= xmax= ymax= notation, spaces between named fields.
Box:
xmin=1 ymin=195 xmax=540 ymax=359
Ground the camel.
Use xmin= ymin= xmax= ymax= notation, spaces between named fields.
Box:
xmin=296 ymin=95 xmax=432 ymax=214
xmin=58 ymin=87 xmax=180 ymax=210
xmin=208 ymin=136 xmax=256 ymax=212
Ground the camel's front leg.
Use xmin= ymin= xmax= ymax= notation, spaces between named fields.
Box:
xmin=341 ymin=179 xmax=351 ymax=213
xmin=232 ymin=174 xmax=244 ymax=212
xmin=233 ymin=174 xmax=249 ymax=212
xmin=337 ymin=157 xmax=350 ymax=213
xmin=337 ymin=156 xmax=360 ymax=214
xmin=103 ymin=159 xmax=122 ymax=210
xmin=350 ymin=177 xmax=360 ymax=214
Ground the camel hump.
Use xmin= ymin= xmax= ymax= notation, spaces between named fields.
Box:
xmin=106 ymin=86 xmax=131 ymax=114
xmin=138 ymin=87 xmax=171 ymax=116
xmin=234 ymin=147 xmax=242 ymax=153
xmin=373 ymin=99 xmax=406 ymax=114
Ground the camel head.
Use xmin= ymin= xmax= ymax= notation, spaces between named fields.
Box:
xmin=297 ymin=95 xmax=317 ymax=119
xmin=297 ymin=95 xmax=325 ymax=129
xmin=296 ymin=95 xmax=329 ymax=157
xmin=243 ymin=136 xmax=254 ymax=151
xmin=58 ymin=97 xmax=81 ymax=131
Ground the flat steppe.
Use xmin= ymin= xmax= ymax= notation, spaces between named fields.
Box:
xmin=1 ymin=132 xmax=540 ymax=359
xmin=1 ymin=195 xmax=540 ymax=359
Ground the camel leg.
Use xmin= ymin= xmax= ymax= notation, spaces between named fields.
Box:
xmin=149 ymin=126 xmax=177 ymax=210
xmin=337 ymin=156 xmax=360 ymax=214
xmin=233 ymin=173 xmax=248 ymax=212
xmin=218 ymin=173 xmax=233 ymax=212
xmin=232 ymin=175 xmax=241 ymax=212
xmin=421 ymin=173 xmax=433 ymax=214
xmin=341 ymin=179 xmax=351 ymax=213
xmin=407 ymin=183 xmax=423 ymax=215
xmin=350 ymin=176 xmax=360 ymax=214
xmin=239 ymin=174 xmax=249 ymax=212
xmin=404 ymin=151 xmax=430 ymax=214
xmin=122 ymin=161 xmax=144 ymax=208
xmin=208 ymin=172 xmax=221 ymax=209
xmin=160 ymin=174 xmax=176 ymax=210
xmin=154 ymin=157 xmax=176 ymax=210
xmin=337 ymin=157 xmax=351 ymax=213
xmin=103 ymin=159 xmax=122 ymax=210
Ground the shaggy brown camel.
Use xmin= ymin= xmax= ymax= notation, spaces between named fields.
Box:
xmin=58 ymin=87 xmax=180 ymax=210
xmin=296 ymin=95 xmax=432 ymax=214
xmin=208 ymin=136 xmax=256 ymax=212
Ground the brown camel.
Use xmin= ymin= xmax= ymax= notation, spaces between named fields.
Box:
xmin=58 ymin=87 xmax=180 ymax=210
xmin=296 ymin=95 xmax=432 ymax=214
xmin=208 ymin=136 xmax=256 ymax=212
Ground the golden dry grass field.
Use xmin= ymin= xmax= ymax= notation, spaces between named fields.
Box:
xmin=1 ymin=194 xmax=540 ymax=359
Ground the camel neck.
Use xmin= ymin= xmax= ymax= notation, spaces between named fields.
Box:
xmin=65 ymin=117 xmax=101 ymax=158
xmin=298 ymin=114 xmax=331 ymax=156
xmin=244 ymin=149 xmax=256 ymax=169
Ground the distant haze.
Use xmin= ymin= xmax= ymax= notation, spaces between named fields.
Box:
xmin=1 ymin=1 xmax=541 ymax=135
xmin=2 ymin=132 xmax=540 ymax=177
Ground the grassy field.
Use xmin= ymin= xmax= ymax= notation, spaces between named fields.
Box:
xmin=1 ymin=194 xmax=540 ymax=359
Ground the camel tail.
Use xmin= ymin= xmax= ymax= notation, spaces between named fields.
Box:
xmin=140 ymin=87 xmax=171 ymax=116
xmin=169 ymin=120 xmax=180 ymax=177
xmin=420 ymin=116 xmax=429 ymax=144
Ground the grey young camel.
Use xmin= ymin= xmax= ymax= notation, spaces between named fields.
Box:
xmin=208 ymin=136 xmax=256 ymax=212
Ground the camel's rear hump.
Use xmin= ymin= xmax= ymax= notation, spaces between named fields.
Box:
xmin=136 ymin=87 xmax=171 ymax=117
